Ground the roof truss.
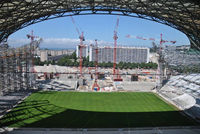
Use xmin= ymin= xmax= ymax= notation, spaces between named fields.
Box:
xmin=0 ymin=0 xmax=200 ymax=49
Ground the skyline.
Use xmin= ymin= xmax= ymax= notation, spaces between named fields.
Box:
xmin=8 ymin=15 xmax=190 ymax=49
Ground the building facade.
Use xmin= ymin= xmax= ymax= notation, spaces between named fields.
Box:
xmin=76 ymin=45 xmax=89 ymax=58
xmin=89 ymin=45 xmax=149 ymax=63
xmin=37 ymin=49 xmax=75 ymax=62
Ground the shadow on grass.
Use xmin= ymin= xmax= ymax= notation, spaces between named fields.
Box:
xmin=0 ymin=100 xmax=198 ymax=128
xmin=36 ymin=91 xmax=56 ymax=94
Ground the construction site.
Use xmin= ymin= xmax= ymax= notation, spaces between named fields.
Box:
xmin=34 ymin=65 xmax=157 ymax=92
xmin=1 ymin=1 xmax=200 ymax=134
xmin=0 ymin=38 xmax=42 ymax=95
xmin=0 ymin=15 xmax=198 ymax=95
xmin=0 ymin=17 xmax=159 ymax=95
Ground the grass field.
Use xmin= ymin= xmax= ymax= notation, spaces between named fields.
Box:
xmin=0 ymin=91 xmax=197 ymax=128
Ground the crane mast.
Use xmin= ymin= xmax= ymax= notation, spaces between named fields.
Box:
xmin=95 ymin=39 xmax=98 ymax=77
xmin=26 ymin=30 xmax=39 ymax=73
xmin=79 ymin=32 xmax=84 ymax=76
xmin=113 ymin=17 xmax=119 ymax=80
xmin=160 ymin=33 xmax=176 ymax=51
xmin=70 ymin=16 xmax=85 ymax=76
xmin=92 ymin=39 xmax=100 ymax=91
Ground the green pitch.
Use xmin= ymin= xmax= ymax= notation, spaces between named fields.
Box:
xmin=0 ymin=91 xmax=197 ymax=128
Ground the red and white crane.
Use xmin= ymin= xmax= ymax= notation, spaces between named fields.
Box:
xmin=95 ymin=39 xmax=99 ymax=76
xmin=70 ymin=16 xmax=85 ymax=76
xmin=159 ymin=33 xmax=176 ymax=51
xmin=113 ymin=17 xmax=122 ymax=81
xmin=126 ymin=34 xmax=156 ymax=42
xmin=26 ymin=30 xmax=39 ymax=73
xmin=27 ymin=30 xmax=39 ymax=43
xmin=92 ymin=39 xmax=100 ymax=91
xmin=113 ymin=17 xmax=119 ymax=77
xmin=126 ymin=34 xmax=176 ymax=49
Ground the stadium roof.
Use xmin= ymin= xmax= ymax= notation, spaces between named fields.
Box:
xmin=0 ymin=0 xmax=200 ymax=49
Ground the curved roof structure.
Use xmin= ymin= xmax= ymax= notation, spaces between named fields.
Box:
xmin=0 ymin=0 xmax=200 ymax=49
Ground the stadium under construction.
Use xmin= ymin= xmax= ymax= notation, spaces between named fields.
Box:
xmin=0 ymin=0 xmax=200 ymax=134
xmin=0 ymin=39 xmax=42 ymax=95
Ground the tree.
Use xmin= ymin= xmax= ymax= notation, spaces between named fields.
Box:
xmin=52 ymin=60 xmax=55 ymax=65
xmin=71 ymin=52 xmax=77 ymax=61
xmin=89 ymin=61 xmax=95 ymax=67
xmin=107 ymin=62 xmax=113 ymax=68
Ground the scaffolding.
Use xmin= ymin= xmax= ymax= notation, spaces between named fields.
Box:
xmin=0 ymin=40 xmax=41 ymax=95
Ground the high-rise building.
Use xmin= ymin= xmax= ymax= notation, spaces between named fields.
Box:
xmin=76 ymin=45 xmax=89 ymax=58
xmin=89 ymin=45 xmax=149 ymax=63
xmin=40 ymin=50 xmax=48 ymax=62
xmin=38 ymin=49 xmax=75 ymax=62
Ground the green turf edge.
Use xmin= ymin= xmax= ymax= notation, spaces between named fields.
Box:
xmin=153 ymin=92 xmax=180 ymax=110
xmin=154 ymin=92 xmax=198 ymax=124
xmin=0 ymin=91 xmax=199 ymax=128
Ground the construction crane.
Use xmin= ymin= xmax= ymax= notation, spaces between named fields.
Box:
xmin=95 ymin=39 xmax=99 ymax=76
xmin=126 ymin=34 xmax=157 ymax=51
xmin=26 ymin=30 xmax=40 ymax=74
xmin=126 ymin=34 xmax=176 ymax=52
xmin=70 ymin=16 xmax=85 ymax=77
xmin=126 ymin=34 xmax=157 ymax=77
xmin=27 ymin=30 xmax=43 ymax=88
xmin=113 ymin=17 xmax=122 ymax=81
xmin=126 ymin=34 xmax=176 ymax=46
xmin=126 ymin=34 xmax=156 ymax=45
xmin=126 ymin=34 xmax=156 ymax=42
xmin=160 ymin=33 xmax=176 ymax=51
xmin=27 ymin=30 xmax=39 ymax=42
xmin=92 ymin=39 xmax=100 ymax=91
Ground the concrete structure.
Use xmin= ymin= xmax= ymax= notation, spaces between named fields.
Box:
xmin=89 ymin=45 xmax=149 ymax=63
xmin=2 ymin=127 xmax=200 ymax=134
xmin=40 ymin=51 xmax=48 ymax=62
xmin=163 ymin=46 xmax=200 ymax=67
xmin=158 ymin=73 xmax=200 ymax=120
xmin=38 ymin=49 xmax=75 ymax=62
xmin=76 ymin=45 xmax=89 ymax=58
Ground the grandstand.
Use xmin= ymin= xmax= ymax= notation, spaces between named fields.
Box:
xmin=158 ymin=73 xmax=200 ymax=119
xmin=1 ymin=0 xmax=200 ymax=133
xmin=163 ymin=46 xmax=200 ymax=68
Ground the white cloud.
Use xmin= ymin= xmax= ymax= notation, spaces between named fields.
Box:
xmin=8 ymin=39 xmax=30 ymax=47
xmin=8 ymin=38 xmax=114 ymax=49
xmin=126 ymin=34 xmax=160 ymax=42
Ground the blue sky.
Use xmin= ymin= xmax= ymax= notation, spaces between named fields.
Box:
xmin=8 ymin=15 xmax=190 ymax=49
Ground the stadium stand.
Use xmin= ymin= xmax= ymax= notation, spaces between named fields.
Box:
xmin=159 ymin=74 xmax=200 ymax=119
xmin=0 ymin=91 xmax=31 ymax=117
xmin=163 ymin=47 xmax=200 ymax=67
xmin=121 ymin=82 xmax=156 ymax=91
xmin=38 ymin=79 xmax=77 ymax=91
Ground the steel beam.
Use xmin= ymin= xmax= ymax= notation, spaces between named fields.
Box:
xmin=0 ymin=0 xmax=199 ymax=49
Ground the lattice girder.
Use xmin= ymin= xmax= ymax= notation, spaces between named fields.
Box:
xmin=0 ymin=0 xmax=200 ymax=49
